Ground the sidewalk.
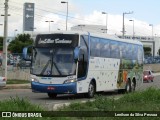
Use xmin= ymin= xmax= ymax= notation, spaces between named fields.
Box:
xmin=152 ymin=72 xmax=160 ymax=76
xmin=4 ymin=83 xmax=31 ymax=89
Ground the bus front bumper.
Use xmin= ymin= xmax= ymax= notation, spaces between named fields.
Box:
xmin=31 ymin=82 xmax=77 ymax=94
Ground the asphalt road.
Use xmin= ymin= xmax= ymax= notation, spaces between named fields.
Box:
xmin=0 ymin=75 xmax=159 ymax=111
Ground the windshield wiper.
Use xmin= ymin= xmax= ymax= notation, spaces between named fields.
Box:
xmin=40 ymin=60 xmax=51 ymax=75
xmin=40 ymin=48 xmax=62 ymax=76
xmin=52 ymin=61 xmax=62 ymax=75
xmin=40 ymin=59 xmax=62 ymax=75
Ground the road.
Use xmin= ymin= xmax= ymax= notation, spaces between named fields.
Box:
xmin=0 ymin=75 xmax=159 ymax=111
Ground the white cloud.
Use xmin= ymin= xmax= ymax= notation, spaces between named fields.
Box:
xmin=70 ymin=11 xmax=159 ymax=37
xmin=0 ymin=0 xmax=159 ymax=37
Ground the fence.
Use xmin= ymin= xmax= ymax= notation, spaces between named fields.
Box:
xmin=0 ymin=53 xmax=31 ymax=80
xmin=0 ymin=66 xmax=30 ymax=80
xmin=144 ymin=56 xmax=160 ymax=64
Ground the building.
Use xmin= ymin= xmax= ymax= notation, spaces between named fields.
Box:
xmin=71 ymin=25 xmax=160 ymax=56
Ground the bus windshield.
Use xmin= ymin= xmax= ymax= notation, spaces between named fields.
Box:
xmin=31 ymin=47 xmax=76 ymax=76
xmin=31 ymin=34 xmax=79 ymax=77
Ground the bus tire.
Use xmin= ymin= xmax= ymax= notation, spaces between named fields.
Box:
xmin=47 ymin=93 xmax=57 ymax=98
xmin=131 ymin=78 xmax=136 ymax=92
xmin=125 ymin=79 xmax=131 ymax=93
xmin=118 ymin=89 xmax=126 ymax=94
xmin=86 ymin=81 xmax=95 ymax=98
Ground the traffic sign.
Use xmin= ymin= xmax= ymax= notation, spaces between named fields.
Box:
xmin=23 ymin=3 xmax=35 ymax=31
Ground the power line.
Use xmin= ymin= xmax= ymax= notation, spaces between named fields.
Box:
xmin=9 ymin=1 xmax=103 ymax=25
xmin=7 ymin=7 xmax=67 ymax=29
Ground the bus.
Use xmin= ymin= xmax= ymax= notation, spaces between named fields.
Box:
xmin=23 ymin=31 xmax=143 ymax=98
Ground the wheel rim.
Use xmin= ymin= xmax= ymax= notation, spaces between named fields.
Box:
xmin=89 ymin=83 xmax=94 ymax=97
xmin=126 ymin=83 xmax=130 ymax=92
xmin=131 ymin=82 xmax=135 ymax=91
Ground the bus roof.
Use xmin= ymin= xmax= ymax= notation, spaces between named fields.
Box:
xmin=35 ymin=30 xmax=143 ymax=46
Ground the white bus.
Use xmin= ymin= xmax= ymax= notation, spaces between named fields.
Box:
xmin=23 ymin=31 xmax=143 ymax=98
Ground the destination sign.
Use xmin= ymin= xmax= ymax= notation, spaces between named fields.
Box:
xmin=35 ymin=34 xmax=79 ymax=48
xmin=38 ymin=38 xmax=72 ymax=44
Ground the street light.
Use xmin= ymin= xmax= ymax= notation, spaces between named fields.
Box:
xmin=149 ymin=24 xmax=154 ymax=56
xmin=61 ymin=1 xmax=68 ymax=31
xmin=14 ymin=29 xmax=18 ymax=37
xmin=149 ymin=24 xmax=153 ymax=39
xmin=45 ymin=21 xmax=54 ymax=32
xmin=102 ymin=12 xmax=108 ymax=33
xmin=0 ymin=24 xmax=3 ymax=36
xmin=122 ymin=11 xmax=133 ymax=38
xmin=129 ymin=20 xmax=135 ymax=39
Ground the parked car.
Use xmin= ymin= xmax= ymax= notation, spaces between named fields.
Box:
xmin=0 ymin=76 xmax=6 ymax=88
xmin=19 ymin=60 xmax=31 ymax=68
xmin=143 ymin=70 xmax=154 ymax=82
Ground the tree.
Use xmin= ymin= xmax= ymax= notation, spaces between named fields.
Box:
xmin=8 ymin=33 xmax=33 ymax=53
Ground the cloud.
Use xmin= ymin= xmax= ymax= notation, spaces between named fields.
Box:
xmin=71 ymin=10 xmax=158 ymax=36
xmin=0 ymin=0 xmax=159 ymax=37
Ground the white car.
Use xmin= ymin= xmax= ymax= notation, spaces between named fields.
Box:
xmin=0 ymin=76 xmax=6 ymax=88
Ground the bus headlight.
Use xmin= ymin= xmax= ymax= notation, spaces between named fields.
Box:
xmin=31 ymin=78 xmax=39 ymax=82
xmin=63 ymin=79 xmax=76 ymax=84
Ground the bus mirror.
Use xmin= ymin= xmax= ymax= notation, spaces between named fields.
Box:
xmin=74 ymin=47 xmax=80 ymax=61
xmin=23 ymin=46 xmax=32 ymax=61
xmin=74 ymin=47 xmax=84 ymax=61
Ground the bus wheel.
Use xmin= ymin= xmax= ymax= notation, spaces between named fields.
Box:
xmin=131 ymin=79 xmax=136 ymax=92
xmin=86 ymin=81 xmax=95 ymax=98
xmin=48 ymin=93 xmax=57 ymax=98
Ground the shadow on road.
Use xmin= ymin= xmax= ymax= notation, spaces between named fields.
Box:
xmin=35 ymin=91 xmax=121 ymax=101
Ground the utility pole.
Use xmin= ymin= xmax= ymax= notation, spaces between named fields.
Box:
xmin=3 ymin=0 xmax=9 ymax=79
xmin=122 ymin=11 xmax=133 ymax=38
xmin=129 ymin=19 xmax=135 ymax=39
xmin=102 ymin=12 xmax=108 ymax=33
xmin=61 ymin=1 xmax=68 ymax=31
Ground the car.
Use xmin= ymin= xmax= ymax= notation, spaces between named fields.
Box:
xmin=19 ymin=60 xmax=31 ymax=68
xmin=143 ymin=70 xmax=154 ymax=82
xmin=0 ymin=76 xmax=6 ymax=88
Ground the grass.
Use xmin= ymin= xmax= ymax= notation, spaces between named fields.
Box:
xmin=60 ymin=87 xmax=160 ymax=111
xmin=1 ymin=88 xmax=160 ymax=120
xmin=0 ymin=97 xmax=66 ymax=120
xmin=6 ymin=79 xmax=30 ymax=84
xmin=0 ymin=97 xmax=42 ymax=111
xmin=58 ymin=87 xmax=160 ymax=120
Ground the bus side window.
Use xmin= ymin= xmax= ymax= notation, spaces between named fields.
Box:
xmin=110 ymin=41 xmax=120 ymax=58
xmin=90 ymin=37 xmax=100 ymax=57
xmin=100 ymin=39 xmax=110 ymax=58
xmin=138 ymin=45 xmax=143 ymax=65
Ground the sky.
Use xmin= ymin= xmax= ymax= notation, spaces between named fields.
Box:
xmin=0 ymin=0 xmax=160 ymax=37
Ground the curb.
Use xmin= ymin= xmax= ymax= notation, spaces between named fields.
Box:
xmin=52 ymin=99 xmax=95 ymax=110
xmin=4 ymin=84 xmax=31 ymax=89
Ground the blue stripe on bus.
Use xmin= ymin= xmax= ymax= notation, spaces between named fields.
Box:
xmin=31 ymin=82 xmax=77 ymax=94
